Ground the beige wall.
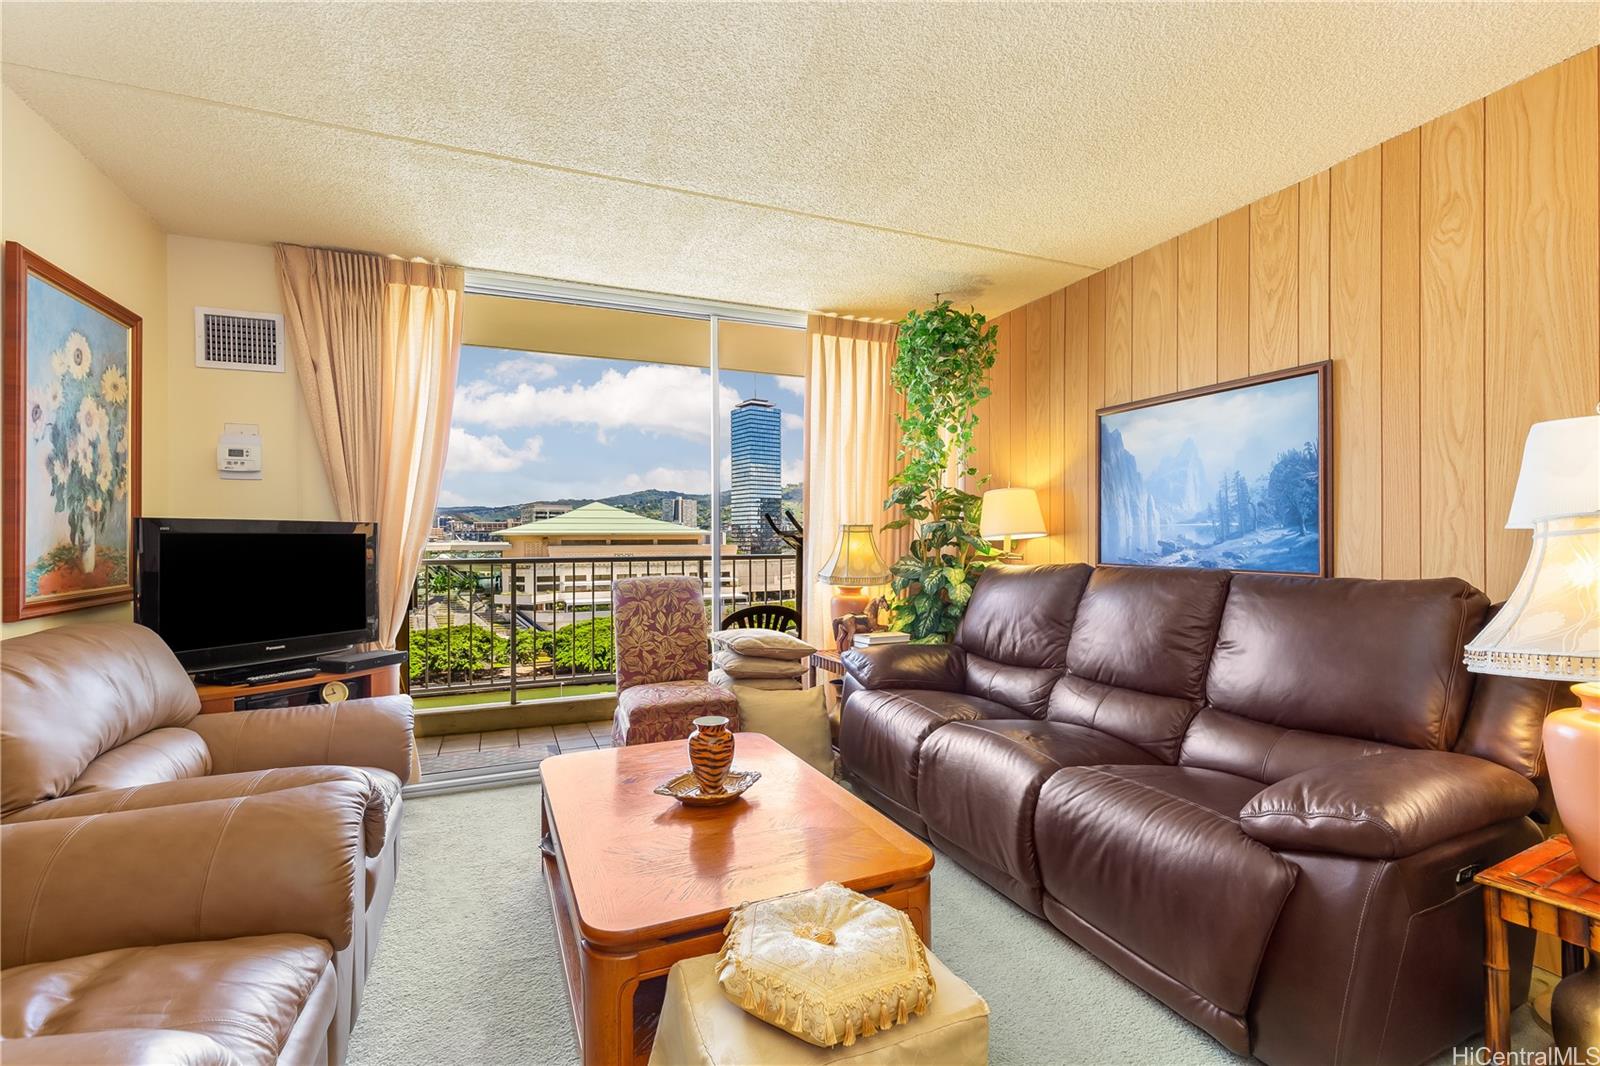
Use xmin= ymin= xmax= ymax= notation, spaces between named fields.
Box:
xmin=162 ymin=235 xmax=336 ymax=522
xmin=981 ymin=48 xmax=1600 ymax=603
xmin=1 ymin=92 xmax=338 ymax=640
xmin=1 ymin=88 xmax=168 ymax=637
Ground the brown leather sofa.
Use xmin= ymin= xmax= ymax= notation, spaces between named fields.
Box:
xmin=0 ymin=622 xmax=416 ymax=1064
xmin=840 ymin=564 xmax=1562 ymax=1065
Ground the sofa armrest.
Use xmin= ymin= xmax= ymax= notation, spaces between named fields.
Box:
xmin=0 ymin=1031 xmax=235 ymax=1066
xmin=188 ymin=695 xmax=415 ymax=780
xmin=840 ymin=643 xmax=966 ymax=692
xmin=1239 ymin=750 xmax=1538 ymax=860
xmin=0 ymin=780 xmax=369 ymax=968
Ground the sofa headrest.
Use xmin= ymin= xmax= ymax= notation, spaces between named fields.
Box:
xmin=1 ymin=623 xmax=199 ymax=814
xmin=1206 ymin=574 xmax=1488 ymax=750
xmin=1066 ymin=565 xmax=1232 ymax=702
xmin=954 ymin=563 xmax=1092 ymax=670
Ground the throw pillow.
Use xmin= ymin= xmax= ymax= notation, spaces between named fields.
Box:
xmin=717 ymin=881 xmax=935 ymax=1048
xmin=713 ymin=649 xmax=808 ymax=679
xmin=729 ymin=684 xmax=831 ymax=775
xmin=709 ymin=668 xmax=801 ymax=692
xmin=711 ymin=627 xmax=815 ymax=661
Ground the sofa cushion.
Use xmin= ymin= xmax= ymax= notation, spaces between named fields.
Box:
xmin=1046 ymin=674 xmax=1199 ymax=763
xmin=955 ymin=564 xmax=1091 ymax=716
xmin=1036 ymin=764 xmax=1295 ymax=1026
xmin=0 ymin=623 xmax=201 ymax=816
xmin=1205 ymin=574 xmax=1488 ymax=749
xmin=839 ymin=689 xmax=1023 ymax=815
xmin=1066 ymin=566 xmax=1231 ymax=703
xmin=1178 ymin=707 xmax=1400 ymax=783
xmin=918 ymin=720 xmax=1157 ymax=913
xmin=0 ymin=934 xmax=334 ymax=1066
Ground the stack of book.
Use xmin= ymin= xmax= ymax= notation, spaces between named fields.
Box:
xmin=852 ymin=631 xmax=910 ymax=648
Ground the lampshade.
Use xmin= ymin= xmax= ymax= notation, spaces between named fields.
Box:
xmin=1505 ymin=414 xmax=1600 ymax=529
xmin=979 ymin=488 xmax=1046 ymax=542
xmin=817 ymin=524 xmax=890 ymax=587
xmin=1463 ymin=513 xmax=1600 ymax=680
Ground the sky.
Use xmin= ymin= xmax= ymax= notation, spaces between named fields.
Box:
xmin=439 ymin=345 xmax=804 ymax=507
xmin=1104 ymin=372 xmax=1321 ymax=486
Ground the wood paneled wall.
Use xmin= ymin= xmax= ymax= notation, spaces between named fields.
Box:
xmin=977 ymin=49 xmax=1600 ymax=601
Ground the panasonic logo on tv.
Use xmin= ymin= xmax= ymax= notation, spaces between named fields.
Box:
xmin=265 ymin=644 xmax=287 ymax=651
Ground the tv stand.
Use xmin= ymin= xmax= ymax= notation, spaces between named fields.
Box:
xmin=192 ymin=657 xmax=321 ymax=687
xmin=193 ymin=662 xmax=403 ymax=714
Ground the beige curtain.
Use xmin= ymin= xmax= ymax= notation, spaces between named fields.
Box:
xmin=275 ymin=246 xmax=385 ymax=521
xmin=277 ymin=245 xmax=464 ymax=647
xmin=802 ymin=316 xmax=907 ymax=648
xmin=376 ymin=260 xmax=464 ymax=645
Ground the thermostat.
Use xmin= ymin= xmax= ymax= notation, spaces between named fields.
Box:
xmin=218 ymin=423 xmax=262 ymax=480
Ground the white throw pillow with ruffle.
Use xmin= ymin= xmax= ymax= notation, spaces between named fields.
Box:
xmin=716 ymin=881 xmax=934 ymax=1048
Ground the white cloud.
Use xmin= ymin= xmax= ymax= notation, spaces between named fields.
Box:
xmin=445 ymin=427 xmax=544 ymax=474
xmin=782 ymin=458 xmax=803 ymax=484
xmin=776 ymin=377 xmax=806 ymax=398
xmin=620 ymin=466 xmax=711 ymax=494
xmin=488 ymin=354 xmax=559 ymax=383
xmin=782 ymin=412 xmax=803 ymax=432
xmin=436 ymin=487 xmax=468 ymax=506
xmin=454 ymin=363 xmax=740 ymax=443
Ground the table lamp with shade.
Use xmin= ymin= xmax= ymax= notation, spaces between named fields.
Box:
xmin=980 ymin=488 xmax=1047 ymax=560
xmin=1463 ymin=411 xmax=1600 ymax=880
xmin=818 ymin=524 xmax=890 ymax=623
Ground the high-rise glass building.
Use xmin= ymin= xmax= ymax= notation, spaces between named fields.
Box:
xmin=730 ymin=397 xmax=782 ymax=551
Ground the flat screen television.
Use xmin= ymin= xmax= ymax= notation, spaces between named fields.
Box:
xmin=135 ymin=517 xmax=378 ymax=672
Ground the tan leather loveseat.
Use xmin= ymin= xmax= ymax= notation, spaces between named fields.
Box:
xmin=0 ymin=623 xmax=416 ymax=1065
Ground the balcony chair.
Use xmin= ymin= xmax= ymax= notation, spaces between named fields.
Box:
xmin=719 ymin=603 xmax=801 ymax=634
xmin=610 ymin=575 xmax=739 ymax=746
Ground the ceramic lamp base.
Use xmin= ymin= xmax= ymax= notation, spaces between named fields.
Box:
xmin=1545 ymin=682 xmax=1600 ymax=881
xmin=829 ymin=587 xmax=871 ymax=622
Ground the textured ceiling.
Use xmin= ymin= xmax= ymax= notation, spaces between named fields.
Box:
xmin=4 ymin=2 xmax=1597 ymax=317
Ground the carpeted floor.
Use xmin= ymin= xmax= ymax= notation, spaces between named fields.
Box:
xmin=349 ymin=782 xmax=1550 ymax=1066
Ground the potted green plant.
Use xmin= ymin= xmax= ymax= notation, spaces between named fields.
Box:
xmin=881 ymin=300 xmax=998 ymax=641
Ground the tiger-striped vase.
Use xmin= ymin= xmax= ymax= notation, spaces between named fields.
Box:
xmin=688 ymin=716 xmax=734 ymax=794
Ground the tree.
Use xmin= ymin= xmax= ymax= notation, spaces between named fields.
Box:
xmin=1213 ymin=480 xmax=1232 ymax=543
xmin=1265 ymin=442 xmax=1320 ymax=534
xmin=1231 ymin=471 xmax=1254 ymax=534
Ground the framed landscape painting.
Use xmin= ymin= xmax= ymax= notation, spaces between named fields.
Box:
xmin=1096 ymin=362 xmax=1330 ymax=576
xmin=4 ymin=243 xmax=141 ymax=620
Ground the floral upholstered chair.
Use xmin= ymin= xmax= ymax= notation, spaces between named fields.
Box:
xmin=611 ymin=576 xmax=740 ymax=746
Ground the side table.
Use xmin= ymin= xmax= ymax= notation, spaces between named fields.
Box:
xmin=807 ymin=649 xmax=844 ymax=689
xmin=1476 ymin=835 xmax=1599 ymax=1052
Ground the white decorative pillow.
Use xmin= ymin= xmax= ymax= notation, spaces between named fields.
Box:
xmin=713 ymin=649 xmax=808 ymax=679
xmin=711 ymin=627 xmax=815 ymax=661
xmin=709 ymin=669 xmax=801 ymax=692
xmin=717 ymin=881 xmax=934 ymax=1048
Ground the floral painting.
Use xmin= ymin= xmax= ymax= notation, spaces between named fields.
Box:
xmin=4 ymin=243 xmax=141 ymax=620
xmin=1097 ymin=363 xmax=1329 ymax=576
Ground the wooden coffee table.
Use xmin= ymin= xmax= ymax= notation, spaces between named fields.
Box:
xmin=539 ymin=732 xmax=934 ymax=1066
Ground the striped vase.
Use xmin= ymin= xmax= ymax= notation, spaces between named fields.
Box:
xmin=689 ymin=716 xmax=734 ymax=794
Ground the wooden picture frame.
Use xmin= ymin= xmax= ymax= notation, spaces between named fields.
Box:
xmin=4 ymin=242 xmax=142 ymax=620
xmin=1095 ymin=361 xmax=1331 ymax=577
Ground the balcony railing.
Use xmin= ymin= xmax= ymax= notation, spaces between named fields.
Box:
xmin=404 ymin=553 xmax=800 ymax=704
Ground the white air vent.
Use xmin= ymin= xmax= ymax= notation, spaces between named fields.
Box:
xmin=195 ymin=308 xmax=285 ymax=372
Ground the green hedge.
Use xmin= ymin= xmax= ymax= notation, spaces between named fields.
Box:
xmin=408 ymin=617 xmax=613 ymax=682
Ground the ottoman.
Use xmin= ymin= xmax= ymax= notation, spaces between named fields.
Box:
xmin=648 ymin=949 xmax=989 ymax=1065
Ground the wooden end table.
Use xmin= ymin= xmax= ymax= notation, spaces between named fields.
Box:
xmin=1476 ymin=834 xmax=1599 ymax=1052
xmin=807 ymin=648 xmax=844 ymax=688
xmin=539 ymin=732 xmax=934 ymax=1065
